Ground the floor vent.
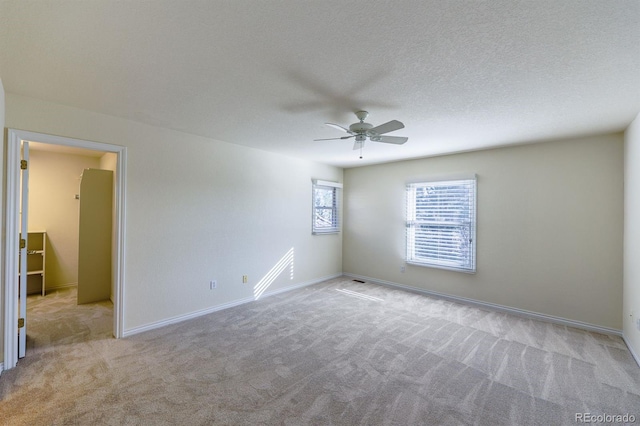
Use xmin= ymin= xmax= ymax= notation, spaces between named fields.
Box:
xmin=352 ymin=279 xmax=366 ymax=283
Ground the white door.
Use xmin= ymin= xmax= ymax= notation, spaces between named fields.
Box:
xmin=18 ymin=141 xmax=29 ymax=358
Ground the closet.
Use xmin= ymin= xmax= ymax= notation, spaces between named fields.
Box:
xmin=27 ymin=145 xmax=114 ymax=303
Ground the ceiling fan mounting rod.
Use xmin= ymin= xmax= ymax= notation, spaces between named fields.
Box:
xmin=355 ymin=110 xmax=369 ymax=122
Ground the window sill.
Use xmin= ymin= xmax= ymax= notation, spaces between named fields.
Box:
xmin=406 ymin=260 xmax=476 ymax=274
xmin=312 ymin=230 xmax=340 ymax=235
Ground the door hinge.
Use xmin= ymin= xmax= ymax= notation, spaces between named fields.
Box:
xmin=20 ymin=160 xmax=27 ymax=170
xmin=18 ymin=318 xmax=24 ymax=328
xmin=20 ymin=239 xmax=26 ymax=249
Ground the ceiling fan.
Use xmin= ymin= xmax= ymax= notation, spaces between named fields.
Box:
xmin=314 ymin=111 xmax=408 ymax=158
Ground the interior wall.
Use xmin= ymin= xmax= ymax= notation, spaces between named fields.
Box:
xmin=99 ymin=152 xmax=117 ymax=301
xmin=4 ymin=93 xmax=343 ymax=332
xmin=99 ymin=152 xmax=117 ymax=171
xmin=624 ymin=112 xmax=640 ymax=359
xmin=28 ymin=149 xmax=101 ymax=290
xmin=343 ymin=134 xmax=624 ymax=330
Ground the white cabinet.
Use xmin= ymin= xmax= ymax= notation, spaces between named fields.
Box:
xmin=78 ymin=169 xmax=112 ymax=304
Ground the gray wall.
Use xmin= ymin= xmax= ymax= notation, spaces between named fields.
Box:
xmin=344 ymin=134 xmax=623 ymax=330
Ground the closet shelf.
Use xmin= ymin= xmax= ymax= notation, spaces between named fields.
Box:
xmin=19 ymin=231 xmax=47 ymax=296
xmin=20 ymin=270 xmax=44 ymax=276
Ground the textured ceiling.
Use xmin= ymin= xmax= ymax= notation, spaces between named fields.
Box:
xmin=1 ymin=1 xmax=639 ymax=167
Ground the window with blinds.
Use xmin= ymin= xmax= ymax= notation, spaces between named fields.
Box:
xmin=406 ymin=178 xmax=476 ymax=272
xmin=312 ymin=180 xmax=342 ymax=234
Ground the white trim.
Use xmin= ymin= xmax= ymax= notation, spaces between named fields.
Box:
xmin=623 ymin=335 xmax=640 ymax=368
xmin=123 ymin=273 xmax=341 ymax=337
xmin=312 ymin=179 xmax=343 ymax=188
xmin=406 ymin=260 xmax=477 ymax=274
xmin=45 ymin=283 xmax=78 ymax=292
xmin=406 ymin=173 xmax=477 ymax=185
xmin=3 ymin=130 xmax=22 ymax=370
xmin=343 ymin=273 xmax=623 ymax=336
xmin=113 ymin=147 xmax=127 ymax=339
xmin=3 ymin=129 xmax=127 ymax=371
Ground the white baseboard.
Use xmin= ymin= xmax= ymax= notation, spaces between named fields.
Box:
xmin=46 ymin=283 xmax=77 ymax=291
xmin=123 ymin=273 xmax=342 ymax=338
xmin=623 ymin=335 xmax=640 ymax=368
xmin=121 ymin=271 xmax=623 ymax=340
xmin=344 ymin=273 xmax=623 ymax=337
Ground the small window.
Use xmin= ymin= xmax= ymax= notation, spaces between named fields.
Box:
xmin=312 ymin=180 xmax=342 ymax=234
xmin=406 ymin=177 xmax=476 ymax=272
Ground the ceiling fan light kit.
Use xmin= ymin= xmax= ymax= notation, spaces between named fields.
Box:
xmin=314 ymin=111 xmax=408 ymax=159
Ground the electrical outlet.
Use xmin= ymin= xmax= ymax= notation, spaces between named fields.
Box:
xmin=400 ymin=266 xmax=406 ymax=273
xmin=210 ymin=280 xmax=217 ymax=290
xmin=242 ymin=275 xmax=248 ymax=283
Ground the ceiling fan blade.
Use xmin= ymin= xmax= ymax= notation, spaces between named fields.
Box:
xmin=371 ymin=135 xmax=408 ymax=144
xmin=314 ymin=135 xmax=355 ymax=141
xmin=326 ymin=123 xmax=351 ymax=133
xmin=369 ymin=120 xmax=404 ymax=135
xmin=353 ymin=140 xmax=365 ymax=150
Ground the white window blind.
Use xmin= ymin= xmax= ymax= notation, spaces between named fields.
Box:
xmin=406 ymin=178 xmax=476 ymax=272
xmin=312 ymin=180 xmax=342 ymax=234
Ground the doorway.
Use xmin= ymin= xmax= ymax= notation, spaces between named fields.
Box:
xmin=28 ymin=142 xmax=111 ymax=301
xmin=3 ymin=129 xmax=127 ymax=370
xmin=26 ymin=142 xmax=114 ymax=350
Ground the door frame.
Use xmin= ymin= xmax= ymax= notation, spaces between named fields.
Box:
xmin=3 ymin=129 xmax=127 ymax=370
xmin=18 ymin=140 xmax=29 ymax=358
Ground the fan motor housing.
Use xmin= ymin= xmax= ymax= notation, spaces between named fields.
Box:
xmin=349 ymin=122 xmax=373 ymax=133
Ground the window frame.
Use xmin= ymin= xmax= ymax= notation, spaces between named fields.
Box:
xmin=312 ymin=179 xmax=342 ymax=235
xmin=406 ymin=176 xmax=477 ymax=273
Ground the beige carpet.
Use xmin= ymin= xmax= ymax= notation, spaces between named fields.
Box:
xmin=1 ymin=277 xmax=639 ymax=425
